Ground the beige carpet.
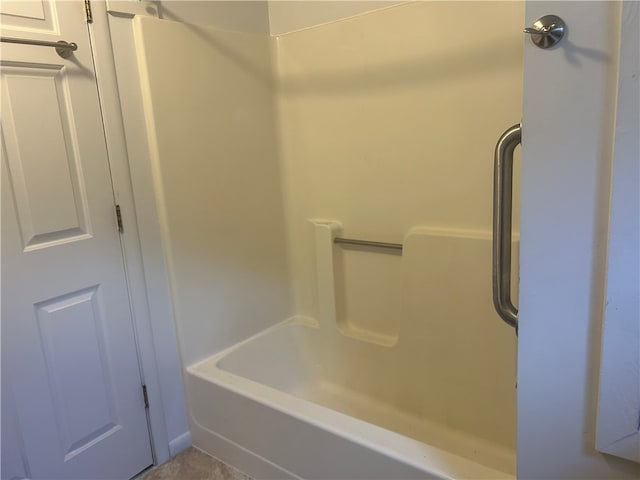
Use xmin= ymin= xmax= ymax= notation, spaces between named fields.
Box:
xmin=140 ymin=447 xmax=252 ymax=480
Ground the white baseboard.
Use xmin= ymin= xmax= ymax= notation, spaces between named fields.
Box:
xmin=168 ymin=431 xmax=192 ymax=457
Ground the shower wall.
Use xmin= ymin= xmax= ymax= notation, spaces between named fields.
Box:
xmin=133 ymin=17 xmax=291 ymax=367
xmin=268 ymin=1 xmax=403 ymax=35
xmin=274 ymin=0 xmax=523 ymax=451
xmin=157 ymin=1 xmax=270 ymax=33
xmin=134 ymin=0 xmax=522 ymax=449
xmin=276 ymin=1 xmax=523 ymax=324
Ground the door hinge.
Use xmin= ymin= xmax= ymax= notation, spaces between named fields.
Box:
xmin=142 ymin=385 xmax=150 ymax=409
xmin=115 ymin=204 xmax=123 ymax=233
xmin=84 ymin=0 xmax=93 ymax=23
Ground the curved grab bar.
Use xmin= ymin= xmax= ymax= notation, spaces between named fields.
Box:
xmin=493 ymin=123 xmax=521 ymax=331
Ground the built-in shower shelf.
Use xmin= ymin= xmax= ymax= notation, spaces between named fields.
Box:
xmin=312 ymin=220 xmax=520 ymax=349
xmin=313 ymin=220 xmax=402 ymax=347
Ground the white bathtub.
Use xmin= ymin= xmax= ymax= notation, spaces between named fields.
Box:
xmin=187 ymin=316 xmax=515 ymax=479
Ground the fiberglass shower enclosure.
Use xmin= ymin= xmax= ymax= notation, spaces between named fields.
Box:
xmin=134 ymin=1 xmax=524 ymax=477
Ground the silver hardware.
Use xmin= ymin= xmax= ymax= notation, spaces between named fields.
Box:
xmin=0 ymin=37 xmax=78 ymax=59
xmin=334 ymin=237 xmax=402 ymax=252
xmin=84 ymin=0 xmax=93 ymax=23
xmin=524 ymin=15 xmax=565 ymax=49
xmin=142 ymin=385 xmax=149 ymax=409
xmin=493 ymin=124 xmax=521 ymax=331
xmin=115 ymin=205 xmax=123 ymax=233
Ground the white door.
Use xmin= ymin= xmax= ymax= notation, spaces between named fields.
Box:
xmin=518 ymin=1 xmax=640 ymax=479
xmin=1 ymin=1 xmax=154 ymax=478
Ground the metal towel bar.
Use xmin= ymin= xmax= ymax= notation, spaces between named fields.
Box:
xmin=0 ymin=37 xmax=78 ymax=58
xmin=334 ymin=237 xmax=402 ymax=252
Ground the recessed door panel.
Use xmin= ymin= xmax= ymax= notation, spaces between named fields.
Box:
xmin=35 ymin=287 xmax=120 ymax=461
xmin=0 ymin=0 xmax=46 ymax=20
xmin=2 ymin=63 xmax=91 ymax=250
xmin=0 ymin=0 xmax=57 ymax=35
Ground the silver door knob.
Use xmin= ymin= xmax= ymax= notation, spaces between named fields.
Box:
xmin=524 ymin=14 xmax=565 ymax=49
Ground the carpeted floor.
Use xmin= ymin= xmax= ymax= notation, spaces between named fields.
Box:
xmin=140 ymin=447 xmax=252 ymax=480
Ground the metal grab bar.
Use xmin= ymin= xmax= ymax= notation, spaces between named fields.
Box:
xmin=492 ymin=123 xmax=521 ymax=331
xmin=0 ymin=37 xmax=78 ymax=59
xmin=334 ymin=237 xmax=403 ymax=252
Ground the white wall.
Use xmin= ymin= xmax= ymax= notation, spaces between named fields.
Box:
xmin=597 ymin=1 xmax=640 ymax=464
xmin=518 ymin=1 xmax=640 ymax=478
xmin=268 ymin=0 xmax=404 ymax=35
xmin=156 ymin=1 xmax=405 ymax=36
xmin=157 ymin=0 xmax=270 ymax=33
xmin=157 ymin=0 xmax=407 ymax=36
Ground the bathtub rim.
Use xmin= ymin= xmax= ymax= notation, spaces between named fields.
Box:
xmin=187 ymin=316 xmax=515 ymax=479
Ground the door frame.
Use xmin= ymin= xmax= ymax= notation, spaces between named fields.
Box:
xmin=86 ymin=0 xmax=189 ymax=466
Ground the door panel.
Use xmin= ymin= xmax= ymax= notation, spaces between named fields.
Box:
xmin=0 ymin=0 xmax=57 ymax=34
xmin=2 ymin=62 xmax=92 ymax=249
xmin=1 ymin=1 xmax=153 ymax=478
xmin=35 ymin=287 xmax=121 ymax=462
